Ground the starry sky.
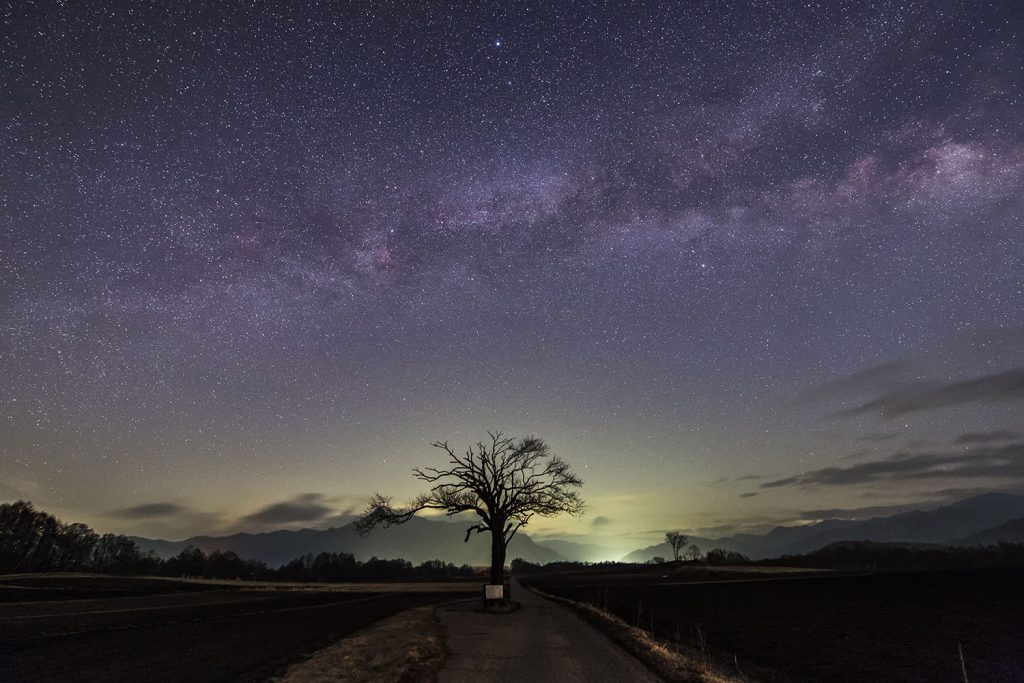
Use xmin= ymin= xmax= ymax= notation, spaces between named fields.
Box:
xmin=2 ymin=1 xmax=1023 ymax=552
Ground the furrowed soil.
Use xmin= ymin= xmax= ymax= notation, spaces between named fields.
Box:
xmin=0 ymin=574 xmax=475 ymax=682
xmin=522 ymin=567 xmax=1024 ymax=683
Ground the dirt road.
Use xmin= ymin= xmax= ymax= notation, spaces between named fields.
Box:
xmin=436 ymin=579 xmax=662 ymax=682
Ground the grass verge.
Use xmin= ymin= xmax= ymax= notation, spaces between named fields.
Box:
xmin=275 ymin=603 xmax=452 ymax=682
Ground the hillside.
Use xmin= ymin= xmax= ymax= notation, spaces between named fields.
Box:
xmin=621 ymin=493 xmax=1024 ymax=561
xmin=776 ymin=493 xmax=1024 ymax=556
xmin=534 ymin=539 xmax=623 ymax=563
xmin=132 ymin=516 xmax=564 ymax=568
xmin=620 ymin=535 xmax=735 ymax=563
xmin=133 ymin=493 xmax=1024 ymax=567
xmin=955 ymin=517 xmax=1024 ymax=546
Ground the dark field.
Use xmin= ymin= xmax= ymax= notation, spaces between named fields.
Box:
xmin=522 ymin=567 xmax=1024 ymax=683
xmin=0 ymin=574 xmax=474 ymax=682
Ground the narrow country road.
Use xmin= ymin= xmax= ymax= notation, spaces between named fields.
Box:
xmin=437 ymin=579 xmax=662 ymax=682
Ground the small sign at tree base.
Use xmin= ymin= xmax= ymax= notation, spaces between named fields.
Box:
xmin=482 ymin=582 xmax=511 ymax=607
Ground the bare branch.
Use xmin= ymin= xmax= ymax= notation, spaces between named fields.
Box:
xmin=355 ymin=432 xmax=585 ymax=585
xmin=666 ymin=531 xmax=689 ymax=561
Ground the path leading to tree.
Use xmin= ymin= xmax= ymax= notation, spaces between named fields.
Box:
xmin=436 ymin=579 xmax=662 ymax=682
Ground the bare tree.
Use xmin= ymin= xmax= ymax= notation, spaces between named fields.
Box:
xmin=685 ymin=543 xmax=701 ymax=561
xmin=356 ymin=432 xmax=585 ymax=585
xmin=666 ymin=530 xmax=689 ymax=562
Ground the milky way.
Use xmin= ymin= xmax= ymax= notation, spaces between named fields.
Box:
xmin=2 ymin=1 xmax=1023 ymax=545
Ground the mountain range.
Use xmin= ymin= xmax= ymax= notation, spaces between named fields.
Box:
xmin=955 ymin=516 xmax=1024 ymax=546
xmin=132 ymin=493 xmax=1024 ymax=567
xmin=622 ymin=492 xmax=1024 ymax=561
xmin=132 ymin=516 xmax=563 ymax=568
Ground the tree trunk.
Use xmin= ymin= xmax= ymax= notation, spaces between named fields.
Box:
xmin=489 ymin=528 xmax=506 ymax=586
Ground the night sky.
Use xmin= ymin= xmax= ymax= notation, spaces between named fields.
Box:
xmin=2 ymin=1 xmax=1023 ymax=553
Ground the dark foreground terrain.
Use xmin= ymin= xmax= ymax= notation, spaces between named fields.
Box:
xmin=0 ymin=574 xmax=473 ymax=682
xmin=523 ymin=566 xmax=1024 ymax=682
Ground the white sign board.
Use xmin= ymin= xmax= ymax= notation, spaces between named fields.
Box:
xmin=485 ymin=584 xmax=504 ymax=600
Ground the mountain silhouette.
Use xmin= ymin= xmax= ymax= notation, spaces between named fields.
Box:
xmin=133 ymin=493 xmax=1024 ymax=567
xmin=132 ymin=516 xmax=564 ymax=568
xmin=954 ymin=517 xmax=1024 ymax=546
xmin=621 ymin=493 xmax=1024 ymax=561
xmin=534 ymin=539 xmax=624 ymax=563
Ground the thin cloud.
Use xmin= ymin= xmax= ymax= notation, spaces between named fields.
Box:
xmin=797 ymin=487 xmax=1024 ymax=521
xmin=954 ymin=430 xmax=1020 ymax=444
xmin=591 ymin=515 xmax=612 ymax=527
xmin=801 ymin=361 xmax=908 ymax=402
xmin=687 ymin=518 xmax=781 ymax=536
xmin=838 ymin=447 xmax=874 ymax=461
xmin=837 ymin=367 xmax=1024 ymax=418
xmin=738 ymin=492 xmax=759 ymax=499
xmin=110 ymin=503 xmax=187 ymax=519
xmin=796 ymin=502 xmax=930 ymax=520
xmin=762 ymin=442 xmax=1024 ymax=489
xmin=319 ymin=507 xmax=359 ymax=528
xmin=857 ymin=432 xmax=899 ymax=443
xmin=240 ymin=493 xmax=334 ymax=525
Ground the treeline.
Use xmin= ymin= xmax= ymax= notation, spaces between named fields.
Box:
xmin=510 ymin=547 xmax=753 ymax=575
xmin=161 ymin=546 xmax=477 ymax=581
xmin=760 ymin=540 xmax=1024 ymax=572
xmin=0 ymin=501 xmax=477 ymax=581
xmin=275 ymin=553 xmax=476 ymax=582
xmin=515 ymin=542 xmax=1024 ymax=575
xmin=705 ymin=548 xmax=751 ymax=564
xmin=1 ymin=501 xmax=160 ymax=575
xmin=510 ymin=558 xmax=637 ymax=574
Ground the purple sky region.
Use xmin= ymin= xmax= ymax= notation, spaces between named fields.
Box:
xmin=2 ymin=1 xmax=1023 ymax=549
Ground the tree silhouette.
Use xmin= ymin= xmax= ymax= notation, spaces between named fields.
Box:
xmin=356 ymin=432 xmax=585 ymax=586
xmin=666 ymin=530 xmax=689 ymax=561
xmin=705 ymin=547 xmax=751 ymax=565
xmin=0 ymin=501 xmax=156 ymax=574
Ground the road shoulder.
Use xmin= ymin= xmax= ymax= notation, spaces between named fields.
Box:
xmin=529 ymin=587 xmax=744 ymax=683
xmin=275 ymin=603 xmax=450 ymax=682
